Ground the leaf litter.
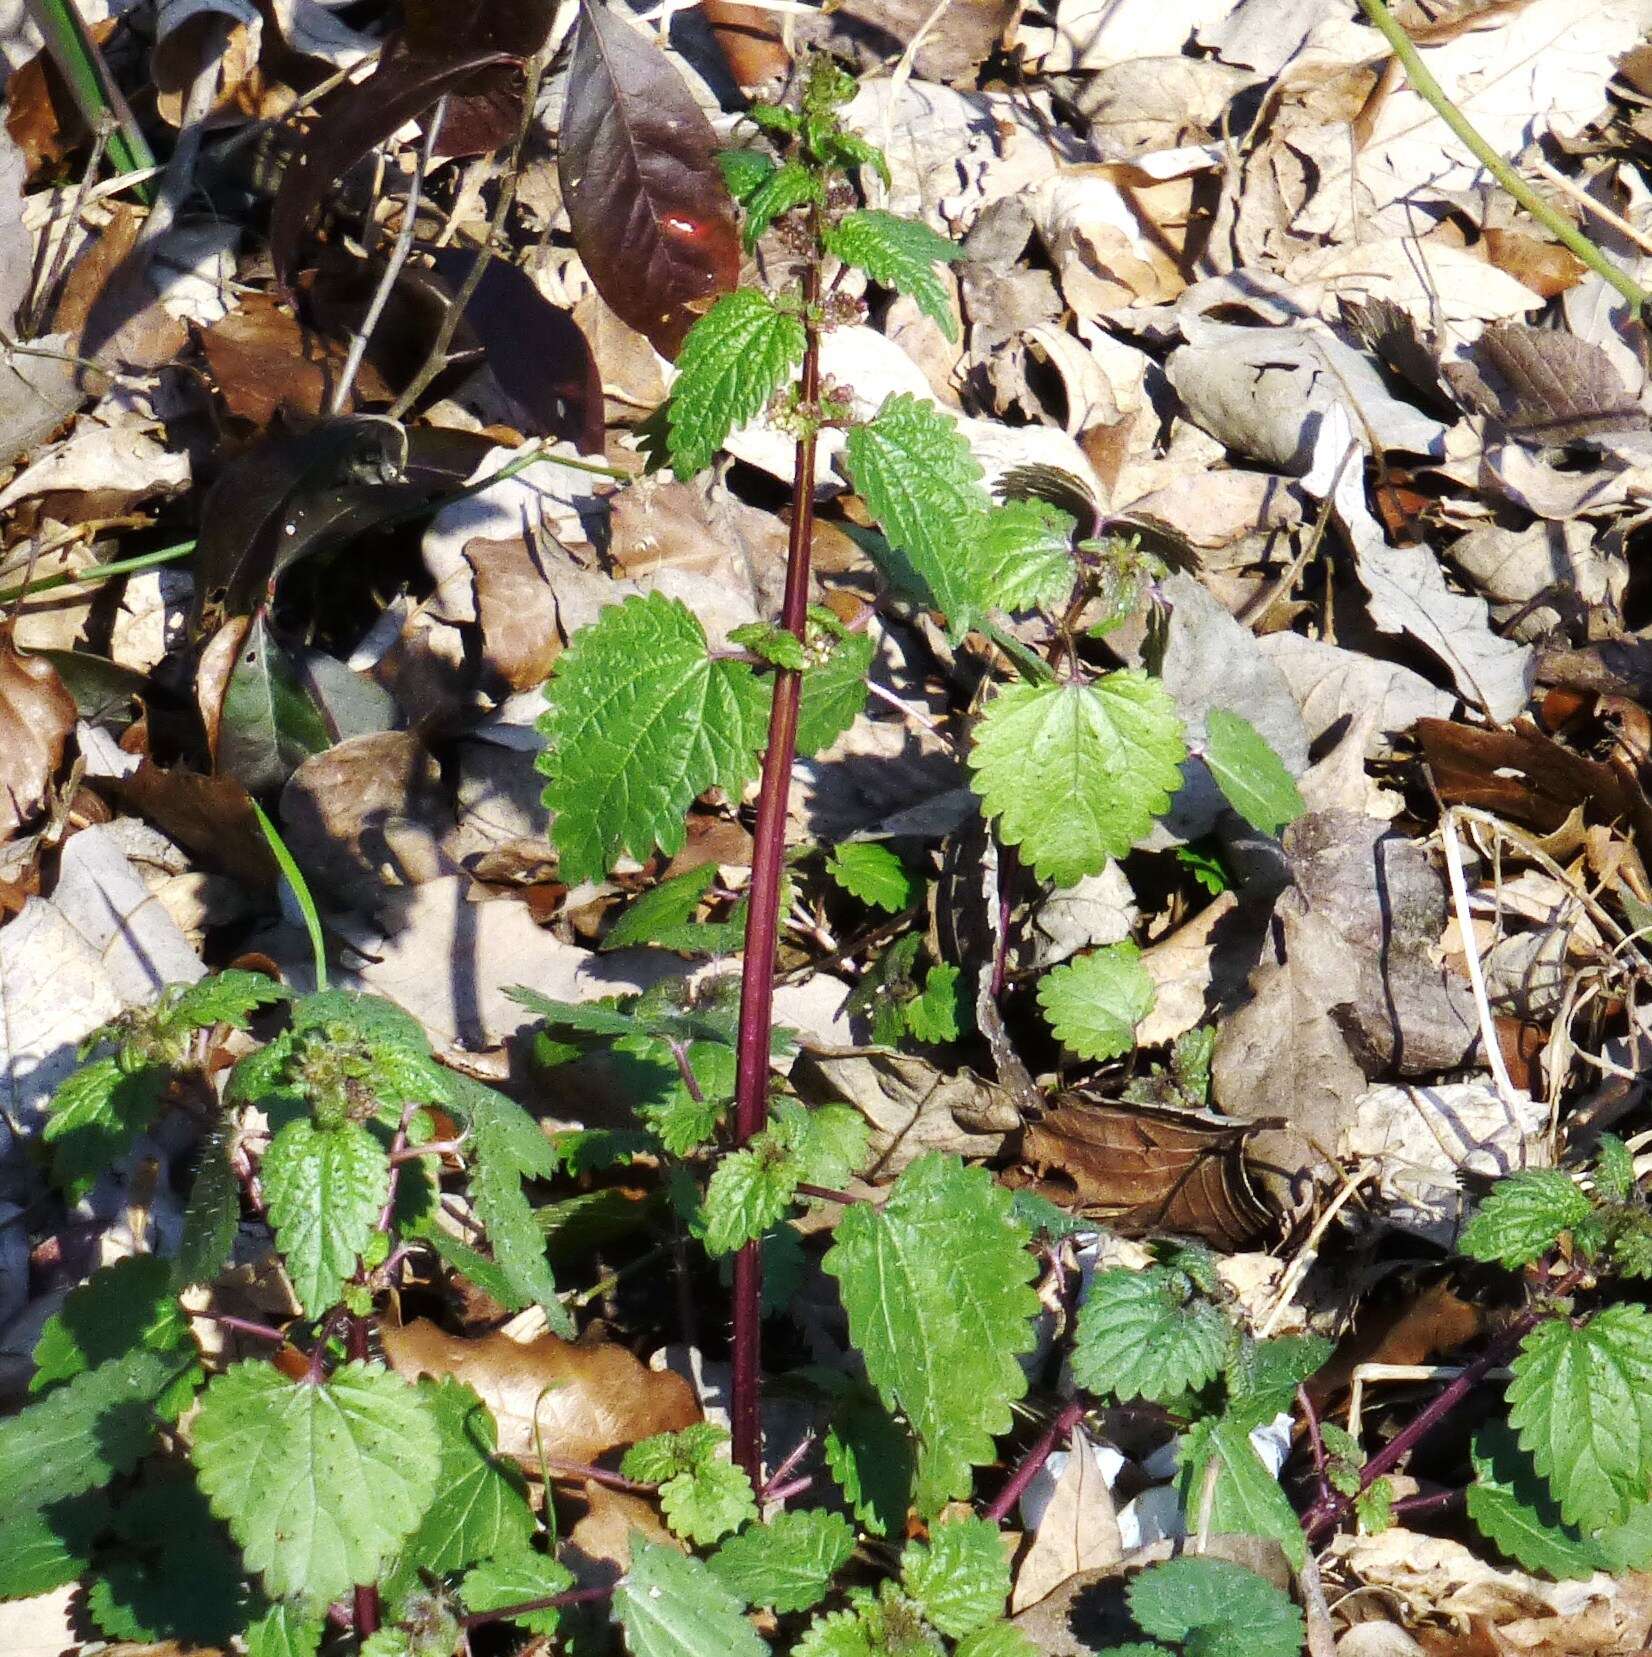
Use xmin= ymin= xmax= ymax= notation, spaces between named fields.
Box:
xmin=7 ymin=0 xmax=1652 ymax=1651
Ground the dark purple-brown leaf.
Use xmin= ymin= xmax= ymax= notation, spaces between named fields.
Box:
xmin=270 ymin=39 xmax=518 ymax=286
xmin=558 ymin=0 xmax=739 ymax=359
xmin=429 ymin=250 xmax=604 ymax=451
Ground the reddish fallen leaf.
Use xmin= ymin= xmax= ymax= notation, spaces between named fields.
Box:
xmin=558 ymin=0 xmax=740 ymax=358
xmin=0 ymin=626 xmax=77 ymax=843
xmin=382 ymin=1317 xmax=701 ymax=1466
xmin=402 ymin=0 xmax=556 ymax=157
xmin=1416 ymin=717 xmax=1652 ymax=852
xmin=1011 ymin=1096 xmax=1275 ymax=1249
xmin=4 ymin=36 xmax=96 ymax=181
xmin=105 ymin=754 xmax=278 ymax=889
xmin=198 ymin=293 xmax=393 ymax=425
xmin=428 ymin=251 xmax=604 ymax=451
xmin=701 ymin=0 xmax=791 ymax=90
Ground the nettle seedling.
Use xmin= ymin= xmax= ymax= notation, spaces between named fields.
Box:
xmin=0 ymin=57 xmax=1320 ymax=1657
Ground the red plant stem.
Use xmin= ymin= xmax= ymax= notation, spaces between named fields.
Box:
xmin=1302 ymin=1270 xmax=1583 ymax=1546
xmin=1297 ymin=1383 xmax=1333 ymax=1511
xmin=542 ymin=1459 xmax=657 ymax=1494
xmin=347 ymin=1312 xmax=381 ymax=1639
xmin=757 ymin=1431 xmax=816 ymax=1503
xmin=729 ymin=254 xmax=823 ymax=1487
xmin=200 ymin=1311 xmax=289 ymax=1345
xmin=983 ymin=1398 xmax=1085 ymax=1524
xmin=458 ymin=1584 xmax=615 ymax=1631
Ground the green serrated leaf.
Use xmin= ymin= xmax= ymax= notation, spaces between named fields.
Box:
xmin=1466 ymin=1423 xmax=1605 ymax=1579
xmin=826 ymin=209 xmax=961 ymax=339
xmin=1179 ymin=1418 xmax=1305 ymax=1570
xmin=387 ymin=1378 xmax=535 ymax=1587
xmin=904 ymin=963 xmax=963 ymax=1043
xmin=781 ymin=1097 xmax=869 ymax=1189
xmin=86 ymin=1475 xmax=246 ymax=1646
xmin=31 ymin=1255 xmax=194 ymax=1406
xmin=661 ymin=1458 xmax=760 ymax=1546
xmin=605 ymin=863 xmax=720 ymax=951
xmin=162 ymin=969 xmax=292 ymax=1032
xmin=971 ymin=499 xmax=1076 ymax=612
xmin=464 ymin=1081 xmax=573 ymax=1337
xmin=461 ymin=1547 xmax=573 ymax=1635
xmin=614 ymin=1537 xmax=770 ymax=1657
xmin=1071 ymin=1267 xmax=1228 ymax=1404
xmin=827 ymin=842 xmax=918 ymax=911
xmin=262 ymin=1117 xmax=390 ymax=1317
xmin=844 ymin=394 xmax=994 ymax=637
xmin=955 ymin=1625 xmax=1040 ymax=1657
xmin=719 ymin=147 xmax=776 ymax=203
xmin=41 ymin=1056 xmax=168 ymax=1193
xmin=1597 ymin=1134 xmax=1636 ymax=1202
xmin=538 ymin=592 xmax=769 ymax=882
xmin=176 ymin=1133 xmax=241 ymax=1288
xmin=1203 ymin=710 xmax=1304 ymax=837
xmin=798 ymin=625 xmax=875 ymax=756
xmin=742 ymin=159 xmax=825 ymax=249
xmin=666 ymin=290 xmax=806 ymax=477
xmin=824 ymin=1152 xmax=1040 ymax=1514
xmin=1509 ymin=1306 xmax=1652 ymax=1528
xmin=1127 ymin=1557 xmax=1303 ymax=1657
xmin=1356 ymin=1477 xmax=1394 ymax=1534
xmin=730 ymin=620 xmax=809 ymax=670
xmin=823 ymin=1387 xmax=915 ymax=1537
xmin=622 ymin=1423 xmax=731 ymax=1483
xmin=191 ymin=1359 xmax=440 ymax=1608
xmin=969 ymin=675 xmax=1186 ymax=886
xmin=703 ymin=1146 xmax=798 ymax=1256
xmin=0 ymin=1489 xmax=109 ymax=1599
xmin=1460 ymin=1169 xmax=1593 ymax=1268
xmin=710 ymin=1510 xmax=856 ymax=1612
xmin=901 ymin=1514 xmax=1010 ymax=1638
xmin=0 ymin=1345 xmax=190 ymax=1514
xmin=1036 ymin=942 xmax=1154 ymax=1062
xmin=1225 ymin=1334 xmax=1334 ymax=1432
xmin=244 ymin=1602 xmax=325 ymax=1657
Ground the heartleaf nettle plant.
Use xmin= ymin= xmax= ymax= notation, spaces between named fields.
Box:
xmin=535 ymin=52 xmax=1305 ymax=1484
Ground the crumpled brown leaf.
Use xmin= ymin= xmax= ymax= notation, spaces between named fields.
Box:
xmin=1447 ymin=322 xmax=1645 ymax=446
xmin=1012 ymin=1096 xmax=1275 ymax=1249
xmin=0 ymin=631 xmax=75 ymax=843
xmin=382 ymin=1317 xmax=701 ymax=1466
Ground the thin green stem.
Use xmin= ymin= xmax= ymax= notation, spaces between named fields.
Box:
xmin=23 ymin=0 xmax=156 ymax=199
xmin=0 ymin=539 xmax=196 ymax=606
xmin=1355 ymin=0 xmax=1651 ymax=313
xmin=250 ymin=800 xmax=328 ymax=991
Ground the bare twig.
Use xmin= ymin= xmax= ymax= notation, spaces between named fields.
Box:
xmin=332 ymin=97 xmax=448 ymax=415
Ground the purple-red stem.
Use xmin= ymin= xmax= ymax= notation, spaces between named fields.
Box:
xmin=543 ymin=1459 xmax=657 ymax=1494
xmin=200 ymin=1310 xmax=289 ymax=1345
xmin=757 ymin=1431 xmax=816 ymax=1504
xmin=984 ymin=1398 xmax=1086 ymax=1524
xmin=729 ymin=252 xmax=823 ymax=1488
xmin=1302 ymin=1270 xmax=1583 ymax=1546
xmin=347 ymin=1311 xmax=381 ymax=1638
xmin=458 ymin=1583 xmax=615 ymax=1630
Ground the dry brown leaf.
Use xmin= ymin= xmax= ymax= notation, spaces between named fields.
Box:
xmin=1011 ymin=1432 xmax=1124 ymax=1612
xmin=0 ymin=1582 xmax=79 ymax=1657
xmin=199 ymin=293 xmax=391 ymax=424
xmin=382 ymin=1317 xmax=701 ymax=1466
xmin=1013 ymin=1097 xmax=1275 ymax=1249
xmin=466 ymin=536 xmax=562 ymax=691
xmin=279 ymin=731 xmax=452 ymax=904
xmin=702 ymin=0 xmax=791 ymax=89
xmin=1448 ymin=322 xmax=1644 ymax=445
xmin=563 ymin=1481 xmax=680 ymax=1592
xmin=0 ymin=629 xmax=76 ymax=843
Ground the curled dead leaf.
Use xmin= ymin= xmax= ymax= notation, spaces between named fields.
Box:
xmin=382 ymin=1316 xmax=701 ymax=1466
xmin=1011 ymin=1096 xmax=1276 ymax=1250
xmin=0 ymin=630 xmax=76 ymax=843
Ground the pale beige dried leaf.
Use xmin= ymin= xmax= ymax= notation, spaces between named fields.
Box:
xmin=1012 ymin=1434 xmax=1123 ymax=1611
